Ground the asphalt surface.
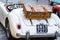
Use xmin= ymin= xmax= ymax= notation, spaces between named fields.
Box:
xmin=0 ymin=24 xmax=7 ymax=40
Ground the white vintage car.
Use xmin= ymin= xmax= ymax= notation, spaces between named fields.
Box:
xmin=0 ymin=2 xmax=60 ymax=40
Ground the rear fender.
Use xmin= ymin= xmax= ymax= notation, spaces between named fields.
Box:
xmin=7 ymin=13 xmax=20 ymax=38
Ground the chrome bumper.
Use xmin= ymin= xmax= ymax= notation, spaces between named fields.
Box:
xmin=16 ymin=32 xmax=60 ymax=38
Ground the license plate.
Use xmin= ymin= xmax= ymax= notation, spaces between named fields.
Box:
xmin=36 ymin=24 xmax=48 ymax=33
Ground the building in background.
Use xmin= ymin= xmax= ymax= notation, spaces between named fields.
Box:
xmin=0 ymin=0 xmax=20 ymax=4
xmin=4 ymin=0 xmax=37 ymax=4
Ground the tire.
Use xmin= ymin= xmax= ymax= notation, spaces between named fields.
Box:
xmin=48 ymin=39 xmax=54 ymax=40
xmin=48 ymin=37 xmax=56 ymax=40
xmin=5 ymin=19 xmax=20 ymax=40
xmin=5 ymin=19 xmax=12 ymax=40
xmin=53 ymin=9 xmax=57 ymax=14
xmin=48 ymin=0 xmax=50 ymax=2
xmin=57 ymin=11 xmax=60 ymax=18
xmin=53 ymin=10 xmax=60 ymax=18
xmin=50 ymin=2 xmax=53 ymax=6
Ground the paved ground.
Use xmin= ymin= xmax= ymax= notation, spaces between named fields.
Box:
xmin=0 ymin=24 xmax=7 ymax=40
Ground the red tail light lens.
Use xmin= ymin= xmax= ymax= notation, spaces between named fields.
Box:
xmin=17 ymin=24 xmax=21 ymax=29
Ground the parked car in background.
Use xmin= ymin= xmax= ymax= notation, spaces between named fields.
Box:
xmin=49 ymin=0 xmax=60 ymax=5
xmin=52 ymin=5 xmax=60 ymax=18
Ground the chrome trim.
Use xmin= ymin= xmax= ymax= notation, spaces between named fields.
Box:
xmin=16 ymin=33 xmax=57 ymax=38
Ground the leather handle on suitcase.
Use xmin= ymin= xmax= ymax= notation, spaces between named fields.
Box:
xmin=29 ymin=5 xmax=35 ymax=12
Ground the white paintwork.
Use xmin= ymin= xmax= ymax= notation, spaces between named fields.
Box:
xmin=0 ymin=2 xmax=60 ymax=38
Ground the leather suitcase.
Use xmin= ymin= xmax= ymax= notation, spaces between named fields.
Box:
xmin=23 ymin=4 xmax=52 ymax=19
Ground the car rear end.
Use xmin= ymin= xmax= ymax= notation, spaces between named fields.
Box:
xmin=16 ymin=21 xmax=58 ymax=39
xmin=9 ymin=7 xmax=59 ymax=39
xmin=15 ymin=14 xmax=59 ymax=39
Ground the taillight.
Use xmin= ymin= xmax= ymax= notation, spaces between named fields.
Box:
xmin=17 ymin=24 xmax=21 ymax=29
